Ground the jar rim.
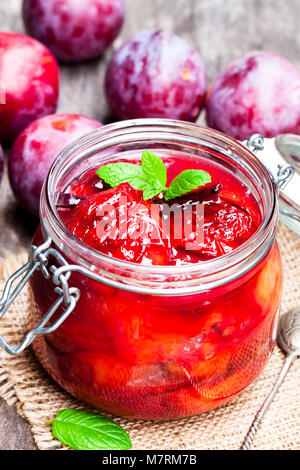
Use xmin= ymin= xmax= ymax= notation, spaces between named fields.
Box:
xmin=40 ymin=119 xmax=278 ymax=293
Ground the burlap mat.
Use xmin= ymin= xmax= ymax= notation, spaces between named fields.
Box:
xmin=0 ymin=223 xmax=299 ymax=450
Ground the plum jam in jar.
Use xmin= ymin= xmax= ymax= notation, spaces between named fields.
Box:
xmin=29 ymin=120 xmax=282 ymax=420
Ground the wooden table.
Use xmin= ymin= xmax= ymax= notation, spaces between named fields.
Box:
xmin=0 ymin=0 xmax=299 ymax=450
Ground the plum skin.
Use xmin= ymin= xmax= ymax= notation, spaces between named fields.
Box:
xmin=8 ymin=114 xmax=103 ymax=216
xmin=0 ymin=32 xmax=59 ymax=143
xmin=22 ymin=0 xmax=125 ymax=63
xmin=105 ymin=30 xmax=207 ymax=121
xmin=206 ymin=51 xmax=300 ymax=140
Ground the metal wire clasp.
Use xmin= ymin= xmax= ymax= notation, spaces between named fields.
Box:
xmin=244 ymin=134 xmax=299 ymax=226
xmin=245 ymin=133 xmax=265 ymax=154
xmin=0 ymin=235 xmax=80 ymax=355
xmin=245 ymin=134 xmax=296 ymax=189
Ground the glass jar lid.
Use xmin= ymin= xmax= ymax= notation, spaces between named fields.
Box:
xmin=245 ymin=133 xmax=300 ymax=235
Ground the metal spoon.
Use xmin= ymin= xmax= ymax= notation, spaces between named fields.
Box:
xmin=240 ymin=307 xmax=300 ymax=450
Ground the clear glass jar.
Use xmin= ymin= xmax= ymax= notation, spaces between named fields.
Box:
xmin=29 ymin=120 xmax=282 ymax=420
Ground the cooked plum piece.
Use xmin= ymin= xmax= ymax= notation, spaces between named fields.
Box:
xmin=61 ymin=183 xmax=172 ymax=265
xmin=158 ymin=185 xmax=256 ymax=260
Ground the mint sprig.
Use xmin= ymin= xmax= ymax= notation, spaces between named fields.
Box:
xmin=97 ymin=150 xmax=211 ymax=201
xmin=48 ymin=409 xmax=132 ymax=450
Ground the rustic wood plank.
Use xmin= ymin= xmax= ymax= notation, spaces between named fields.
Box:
xmin=0 ymin=0 xmax=300 ymax=450
xmin=0 ymin=398 xmax=36 ymax=450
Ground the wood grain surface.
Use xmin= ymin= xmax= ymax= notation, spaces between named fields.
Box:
xmin=0 ymin=0 xmax=299 ymax=450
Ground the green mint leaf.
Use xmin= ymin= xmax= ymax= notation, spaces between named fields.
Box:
xmin=142 ymin=185 xmax=162 ymax=200
xmin=97 ymin=162 xmax=149 ymax=191
xmin=164 ymin=169 xmax=211 ymax=201
xmin=50 ymin=409 xmax=132 ymax=450
xmin=141 ymin=150 xmax=167 ymax=191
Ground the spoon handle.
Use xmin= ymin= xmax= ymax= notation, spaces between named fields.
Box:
xmin=240 ymin=353 xmax=296 ymax=450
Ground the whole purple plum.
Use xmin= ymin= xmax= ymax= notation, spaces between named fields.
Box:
xmin=23 ymin=0 xmax=125 ymax=63
xmin=105 ymin=30 xmax=207 ymax=121
xmin=206 ymin=51 xmax=300 ymax=140
xmin=8 ymin=114 xmax=102 ymax=215
xmin=0 ymin=32 xmax=59 ymax=143
xmin=0 ymin=145 xmax=3 ymax=184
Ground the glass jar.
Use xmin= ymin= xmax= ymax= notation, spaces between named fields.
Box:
xmin=3 ymin=120 xmax=285 ymax=420
xmin=25 ymin=120 xmax=282 ymax=420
